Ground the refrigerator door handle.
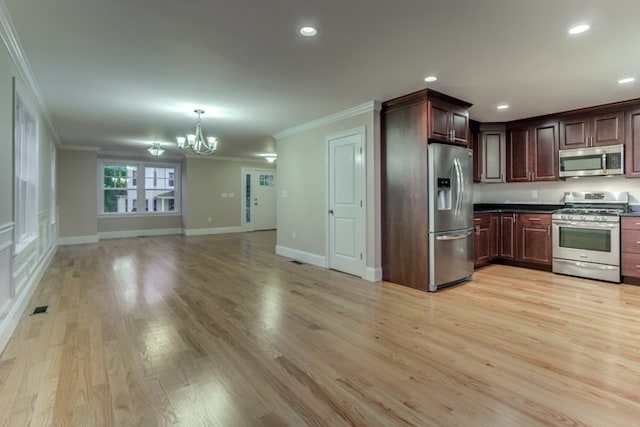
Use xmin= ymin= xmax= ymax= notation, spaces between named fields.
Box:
xmin=453 ymin=158 xmax=463 ymax=216
xmin=436 ymin=231 xmax=473 ymax=241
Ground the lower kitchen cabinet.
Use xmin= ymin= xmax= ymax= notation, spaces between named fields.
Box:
xmin=517 ymin=214 xmax=552 ymax=265
xmin=499 ymin=213 xmax=517 ymax=260
xmin=621 ymin=217 xmax=640 ymax=280
xmin=474 ymin=214 xmax=491 ymax=266
xmin=474 ymin=212 xmax=552 ymax=270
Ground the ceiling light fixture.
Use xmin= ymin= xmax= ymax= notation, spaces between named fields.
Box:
xmin=568 ymin=24 xmax=590 ymax=35
xmin=299 ymin=26 xmax=317 ymax=37
xmin=497 ymin=104 xmax=510 ymax=110
xmin=147 ymin=142 xmax=165 ymax=157
xmin=265 ymin=155 xmax=277 ymax=163
xmin=176 ymin=109 xmax=218 ymax=155
xmin=618 ymin=77 xmax=636 ymax=84
xmin=424 ymin=76 xmax=438 ymax=83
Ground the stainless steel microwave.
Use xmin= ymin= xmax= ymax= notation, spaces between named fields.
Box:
xmin=559 ymin=144 xmax=624 ymax=178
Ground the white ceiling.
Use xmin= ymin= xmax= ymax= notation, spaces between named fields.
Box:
xmin=4 ymin=0 xmax=640 ymax=160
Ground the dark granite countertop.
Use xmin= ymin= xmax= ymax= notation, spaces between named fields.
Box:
xmin=474 ymin=203 xmax=563 ymax=214
xmin=620 ymin=205 xmax=640 ymax=216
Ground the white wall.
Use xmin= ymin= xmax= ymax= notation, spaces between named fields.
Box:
xmin=275 ymin=102 xmax=382 ymax=280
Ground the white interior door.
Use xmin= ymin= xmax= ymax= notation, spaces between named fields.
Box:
xmin=243 ymin=169 xmax=276 ymax=231
xmin=328 ymin=128 xmax=364 ymax=276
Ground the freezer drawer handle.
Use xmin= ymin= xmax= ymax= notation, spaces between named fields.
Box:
xmin=436 ymin=231 xmax=472 ymax=241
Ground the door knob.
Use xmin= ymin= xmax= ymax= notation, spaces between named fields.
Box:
xmin=329 ymin=210 xmax=334 ymax=215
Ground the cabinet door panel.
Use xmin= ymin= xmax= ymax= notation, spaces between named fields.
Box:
xmin=506 ymin=128 xmax=530 ymax=182
xmin=560 ymin=119 xmax=588 ymax=149
xmin=519 ymin=224 xmax=551 ymax=265
xmin=451 ymin=110 xmax=469 ymax=145
xmin=531 ymin=122 xmax=559 ymax=181
xmin=592 ymin=112 xmax=623 ymax=147
xmin=483 ymin=131 xmax=504 ymax=182
xmin=500 ymin=214 xmax=516 ymax=259
xmin=625 ymin=108 xmax=640 ymax=177
xmin=490 ymin=214 xmax=500 ymax=258
xmin=428 ymin=101 xmax=450 ymax=141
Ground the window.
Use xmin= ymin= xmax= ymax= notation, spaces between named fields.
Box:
xmin=99 ymin=162 xmax=180 ymax=215
xmin=14 ymin=89 xmax=38 ymax=251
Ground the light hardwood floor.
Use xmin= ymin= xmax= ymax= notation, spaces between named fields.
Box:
xmin=1 ymin=231 xmax=640 ymax=426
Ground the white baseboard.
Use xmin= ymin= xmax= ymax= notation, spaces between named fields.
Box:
xmin=98 ymin=228 xmax=182 ymax=240
xmin=0 ymin=241 xmax=57 ymax=354
xmin=275 ymin=245 xmax=327 ymax=268
xmin=57 ymin=235 xmax=99 ymax=246
xmin=363 ymin=266 xmax=383 ymax=282
xmin=183 ymin=226 xmax=243 ymax=237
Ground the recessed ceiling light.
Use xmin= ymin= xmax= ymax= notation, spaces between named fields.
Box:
xmin=299 ymin=26 xmax=317 ymax=37
xmin=568 ymin=24 xmax=590 ymax=35
xmin=424 ymin=76 xmax=438 ymax=83
xmin=618 ymin=77 xmax=636 ymax=84
xmin=497 ymin=104 xmax=509 ymax=110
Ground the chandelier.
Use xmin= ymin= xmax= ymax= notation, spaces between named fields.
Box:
xmin=176 ymin=109 xmax=219 ymax=155
xmin=147 ymin=142 xmax=165 ymax=157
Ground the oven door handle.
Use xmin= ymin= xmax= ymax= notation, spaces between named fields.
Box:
xmin=552 ymin=220 xmax=619 ymax=228
xmin=553 ymin=259 xmax=619 ymax=270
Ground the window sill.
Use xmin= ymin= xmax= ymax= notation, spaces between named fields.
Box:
xmin=15 ymin=235 xmax=37 ymax=255
xmin=98 ymin=212 xmax=182 ymax=219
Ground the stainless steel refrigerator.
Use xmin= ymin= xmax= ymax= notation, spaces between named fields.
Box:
xmin=427 ymin=143 xmax=474 ymax=292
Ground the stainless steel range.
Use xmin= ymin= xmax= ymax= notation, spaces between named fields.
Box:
xmin=552 ymin=191 xmax=628 ymax=283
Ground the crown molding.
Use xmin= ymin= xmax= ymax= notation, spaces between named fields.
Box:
xmin=183 ymin=154 xmax=273 ymax=164
xmin=273 ymin=100 xmax=381 ymax=140
xmin=0 ymin=1 xmax=61 ymax=146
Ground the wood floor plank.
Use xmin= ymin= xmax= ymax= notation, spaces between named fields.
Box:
xmin=1 ymin=231 xmax=640 ymax=426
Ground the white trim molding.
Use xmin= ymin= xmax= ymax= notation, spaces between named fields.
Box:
xmin=273 ymin=101 xmax=379 ymax=140
xmin=0 ymin=231 xmax=56 ymax=354
xmin=275 ymin=245 xmax=327 ymax=269
xmin=57 ymin=235 xmax=99 ymax=246
xmin=98 ymin=228 xmax=182 ymax=240
xmin=363 ymin=267 xmax=383 ymax=282
xmin=183 ymin=226 xmax=243 ymax=237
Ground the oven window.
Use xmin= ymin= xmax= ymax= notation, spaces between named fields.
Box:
xmin=559 ymin=227 xmax=611 ymax=252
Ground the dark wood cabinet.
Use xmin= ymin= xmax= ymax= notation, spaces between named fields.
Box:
xmin=560 ymin=111 xmax=624 ymax=149
xmin=621 ymin=217 xmax=640 ymax=281
xmin=625 ymin=107 xmax=640 ymax=177
xmin=470 ymin=120 xmax=481 ymax=183
xmin=506 ymin=121 xmax=559 ymax=182
xmin=517 ymin=214 xmax=552 ymax=265
xmin=381 ymin=89 xmax=472 ymax=291
xmin=427 ymin=97 xmax=470 ymax=146
xmin=490 ymin=214 xmax=500 ymax=258
xmin=474 ymin=214 xmax=491 ymax=267
xmin=499 ymin=213 xmax=517 ymax=260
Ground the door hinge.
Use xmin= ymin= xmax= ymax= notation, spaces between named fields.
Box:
xmin=360 ymin=200 xmax=362 ymax=207
xmin=360 ymin=253 xmax=363 ymax=260
xmin=360 ymin=147 xmax=363 ymax=154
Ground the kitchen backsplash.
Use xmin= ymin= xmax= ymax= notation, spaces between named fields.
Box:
xmin=473 ymin=176 xmax=639 ymax=204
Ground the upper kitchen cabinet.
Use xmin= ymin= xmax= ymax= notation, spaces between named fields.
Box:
xmin=470 ymin=120 xmax=481 ymax=182
xmin=625 ymin=107 xmax=640 ymax=177
xmin=560 ymin=110 xmax=624 ymax=149
xmin=479 ymin=124 xmax=506 ymax=183
xmin=506 ymin=121 xmax=559 ymax=182
xmin=427 ymin=92 xmax=472 ymax=146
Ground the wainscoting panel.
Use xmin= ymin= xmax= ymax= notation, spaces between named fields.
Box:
xmin=0 ymin=223 xmax=14 ymax=322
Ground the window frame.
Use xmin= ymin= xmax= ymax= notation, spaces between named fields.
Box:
xmin=14 ymin=84 xmax=39 ymax=254
xmin=98 ymin=160 xmax=181 ymax=217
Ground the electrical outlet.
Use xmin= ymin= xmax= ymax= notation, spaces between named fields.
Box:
xmin=222 ymin=193 xmax=228 ymax=198
xmin=531 ymin=190 xmax=538 ymax=198
xmin=292 ymin=230 xmax=296 ymax=239
xmin=228 ymin=193 xmax=234 ymax=198
xmin=207 ymin=217 xmax=212 ymax=223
